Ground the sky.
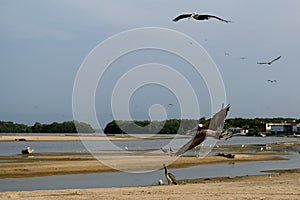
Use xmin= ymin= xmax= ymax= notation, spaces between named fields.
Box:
xmin=1 ymin=0 xmax=300 ymax=128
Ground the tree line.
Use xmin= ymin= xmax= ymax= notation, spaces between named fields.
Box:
xmin=0 ymin=121 xmax=95 ymax=133
xmin=1 ymin=117 xmax=298 ymax=134
xmin=104 ymin=119 xmax=198 ymax=135
xmin=104 ymin=117 xmax=299 ymax=135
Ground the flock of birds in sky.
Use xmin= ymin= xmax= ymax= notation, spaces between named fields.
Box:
xmin=158 ymin=10 xmax=283 ymax=184
xmin=172 ymin=12 xmax=282 ymax=84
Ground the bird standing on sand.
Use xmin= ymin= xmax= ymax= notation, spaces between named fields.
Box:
xmin=163 ymin=164 xmax=177 ymax=185
xmin=173 ymin=12 xmax=231 ymax=23
xmin=257 ymin=56 xmax=281 ymax=65
xmin=175 ymin=104 xmax=230 ymax=156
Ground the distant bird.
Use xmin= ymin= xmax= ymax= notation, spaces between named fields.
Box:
xmin=173 ymin=13 xmax=231 ymax=23
xmin=175 ymin=104 xmax=230 ymax=156
xmin=239 ymin=56 xmax=247 ymax=60
xmin=266 ymin=144 xmax=271 ymax=150
xmin=163 ymin=164 xmax=177 ymax=185
xmin=124 ymin=146 xmax=128 ymax=151
xmin=158 ymin=179 xmax=163 ymax=185
xmin=224 ymin=52 xmax=230 ymax=56
xmin=267 ymin=79 xmax=277 ymax=83
xmin=260 ymin=147 xmax=264 ymax=151
xmin=257 ymin=56 xmax=281 ymax=65
xmin=21 ymin=146 xmax=34 ymax=154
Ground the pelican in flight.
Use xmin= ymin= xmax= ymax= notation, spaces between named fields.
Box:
xmin=173 ymin=13 xmax=231 ymax=23
xmin=257 ymin=56 xmax=281 ymax=65
xmin=163 ymin=164 xmax=177 ymax=185
xmin=267 ymin=79 xmax=277 ymax=83
xmin=175 ymin=104 xmax=230 ymax=156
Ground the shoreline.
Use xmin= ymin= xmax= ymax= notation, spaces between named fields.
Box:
xmin=0 ymin=134 xmax=175 ymax=142
xmin=1 ymin=168 xmax=299 ymax=199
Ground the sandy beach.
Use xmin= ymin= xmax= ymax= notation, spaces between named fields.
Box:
xmin=0 ymin=151 xmax=288 ymax=179
xmin=1 ymin=135 xmax=299 ymax=199
xmin=1 ymin=169 xmax=299 ymax=200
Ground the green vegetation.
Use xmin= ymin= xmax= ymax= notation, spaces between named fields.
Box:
xmin=0 ymin=117 xmax=298 ymax=134
xmin=0 ymin=121 xmax=95 ymax=133
xmin=104 ymin=117 xmax=299 ymax=135
xmin=104 ymin=119 xmax=198 ymax=135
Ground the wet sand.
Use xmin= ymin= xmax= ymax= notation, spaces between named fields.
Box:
xmin=0 ymin=150 xmax=288 ymax=179
xmin=1 ymin=169 xmax=299 ymax=200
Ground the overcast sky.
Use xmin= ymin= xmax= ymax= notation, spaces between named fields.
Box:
xmin=1 ymin=0 xmax=300 ymax=128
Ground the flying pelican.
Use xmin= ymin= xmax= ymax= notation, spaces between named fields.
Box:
xmin=163 ymin=164 xmax=177 ymax=185
xmin=267 ymin=79 xmax=277 ymax=83
xmin=257 ymin=56 xmax=281 ymax=65
xmin=175 ymin=104 xmax=230 ymax=156
xmin=173 ymin=13 xmax=231 ymax=23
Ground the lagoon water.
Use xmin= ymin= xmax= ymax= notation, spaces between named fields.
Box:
xmin=0 ymin=135 xmax=299 ymax=192
xmin=1 ymin=135 xmax=298 ymax=156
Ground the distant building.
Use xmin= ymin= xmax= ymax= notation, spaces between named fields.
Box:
xmin=227 ymin=127 xmax=248 ymax=135
xmin=263 ymin=122 xmax=300 ymax=135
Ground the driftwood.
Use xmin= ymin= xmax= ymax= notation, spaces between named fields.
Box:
xmin=216 ymin=152 xmax=235 ymax=159
xmin=15 ymin=138 xmax=27 ymax=141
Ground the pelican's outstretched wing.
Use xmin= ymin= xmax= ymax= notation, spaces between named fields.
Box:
xmin=205 ymin=15 xmax=232 ymax=23
xmin=208 ymin=104 xmax=230 ymax=131
xmin=257 ymin=56 xmax=281 ymax=65
xmin=173 ymin=13 xmax=192 ymax=21
xmin=175 ymin=131 xmax=206 ymax=156
xmin=270 ymin=56 xmax=281 ymax=63
xmin=257 ymin=61 xmax=268 ymax=65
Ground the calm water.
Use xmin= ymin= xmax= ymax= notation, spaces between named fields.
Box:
xmin=0 ymin=135 xmax=299 ymax=192
xmin=1 ymin=135 xmax=298 ymax=156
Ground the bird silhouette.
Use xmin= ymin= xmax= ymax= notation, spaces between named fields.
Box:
xmin=175 ymin=104 xmax=230 ymax=156
xmin=257 ymin=56 xmax=281 ymax=65
xmin=163 ymin=164 xmax=177 ymax=185
xmin=267 ymin=79 xmax=277 ymax=83
xmin=173 ymin=13 xmax=231 ymax=23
